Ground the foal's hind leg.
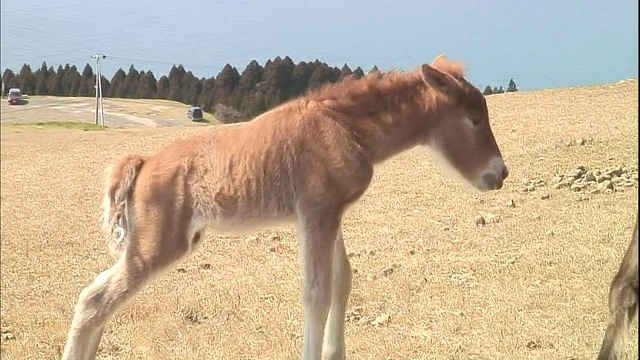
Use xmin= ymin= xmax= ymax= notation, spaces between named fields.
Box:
xmin=61 ymin=227 xmax=201 ymax=360
xmin=61 ymin=256 xmax=149 ymax=360
xmin=322 ymin=228 xmax=352 ymax=360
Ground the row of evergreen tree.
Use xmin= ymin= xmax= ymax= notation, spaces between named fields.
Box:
xmin=482 ymin=79 xmax=518 ymax=95
xmin=1 ymin=57 xmax=517 ymax=122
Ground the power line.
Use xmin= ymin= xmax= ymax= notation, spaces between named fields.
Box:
xmin=3 ymin=54 xmax=414 ymax=80
xmin=104 ymin=55 xmax=221 ymax=70
xmin=103 ymin=54 xmax=413 ymax=73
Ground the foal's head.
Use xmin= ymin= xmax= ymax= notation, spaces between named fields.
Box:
xmin=418 ymin=55 xmax=508 ymax=192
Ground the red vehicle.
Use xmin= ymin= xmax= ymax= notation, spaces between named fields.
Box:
xmin=7 ymin=88 xmax=22 ymax=105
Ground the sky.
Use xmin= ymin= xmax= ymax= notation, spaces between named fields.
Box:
xmin=1 ymin=0 xmax=638 ymax=90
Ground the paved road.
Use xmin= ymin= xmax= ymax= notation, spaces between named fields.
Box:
xmin=0 ymin=96 xmax=209 ymax=127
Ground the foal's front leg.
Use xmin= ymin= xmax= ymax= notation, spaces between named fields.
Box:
xmin=298 ymin=209 xmax=342 ymax=360
xmin=322 ymin=228 xmax=352 ymax=360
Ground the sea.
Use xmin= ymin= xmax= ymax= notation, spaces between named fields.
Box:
xmin=1 ymin=0 xmax=638 ymax=91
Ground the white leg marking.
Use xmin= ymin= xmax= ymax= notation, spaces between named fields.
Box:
xmin=322 ymin=228 xmax=351 ymax=360
xmin=298 ymin=213 xmax=339 ymax=360
xmin=62 ymin=265 xmax=120 ymax=360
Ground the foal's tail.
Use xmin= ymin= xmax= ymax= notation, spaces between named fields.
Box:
xmin=101 ymin=155 xmax=146 ymax=257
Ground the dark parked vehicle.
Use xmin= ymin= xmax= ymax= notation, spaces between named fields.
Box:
xmin=188 ymin=106 xmax=204 ymax=122
xmin=7 ymin=88 xmax=22 ymax=105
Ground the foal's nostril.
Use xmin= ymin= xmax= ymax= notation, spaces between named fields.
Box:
xmin=481 ymin=173 xmax=497 ymax=190
xmin=501 ymin=166 xmax=509 ymax=180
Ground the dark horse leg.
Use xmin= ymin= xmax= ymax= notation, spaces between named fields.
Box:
xmin=597 ymin=212 xmax=639 ymax=360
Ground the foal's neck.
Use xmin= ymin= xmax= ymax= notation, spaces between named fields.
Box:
xmin=350 ymin=112 xmax=427 ymax=164
xmin=301 ymin=71 xmax=435 ymax=164
xmin=335 ymin=78 xmax=430 ymax=164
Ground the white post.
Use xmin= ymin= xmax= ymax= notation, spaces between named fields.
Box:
xmin=94 ymin=58 xmax=99 ymax=125
xmin=97 ymin=57 xmax=105 ymax=127
xmin=91 ymin=53 xmax=107 ymax=127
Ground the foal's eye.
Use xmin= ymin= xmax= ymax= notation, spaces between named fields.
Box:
xmin=467 ymin=117 xmax=481 ymax=127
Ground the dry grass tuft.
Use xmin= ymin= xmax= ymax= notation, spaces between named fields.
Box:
xmin=1 ymin=79 xmax=638 ymax=359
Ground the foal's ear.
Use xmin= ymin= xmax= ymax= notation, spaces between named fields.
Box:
xmin=420 ymin=64 xmax=450 ymax=92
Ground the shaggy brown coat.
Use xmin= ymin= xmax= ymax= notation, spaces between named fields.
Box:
xmin=62 ymin=54 xmax=509 ymax=360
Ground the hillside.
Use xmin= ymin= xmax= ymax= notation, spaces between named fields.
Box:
xmin=0 ymin=79 xmax=638 ymax=359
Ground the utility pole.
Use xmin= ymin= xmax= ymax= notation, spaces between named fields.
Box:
xmin=90 ymin=53 xmax=106 ymax=126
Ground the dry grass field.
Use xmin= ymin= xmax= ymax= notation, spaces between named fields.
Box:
xmin=1 ymin=79 xmax=638 ymax=360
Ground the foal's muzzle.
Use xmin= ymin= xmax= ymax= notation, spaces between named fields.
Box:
xmin=476 ymin=158 xmax=509 ymax=192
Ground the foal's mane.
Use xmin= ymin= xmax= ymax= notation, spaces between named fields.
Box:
xmin=303 ymin=56 xmax=466 ymax=116
xmin=431 ymin=54 xmax=466 ymax=80
xmin=303 ymin=69 xmax=423 ymax=116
